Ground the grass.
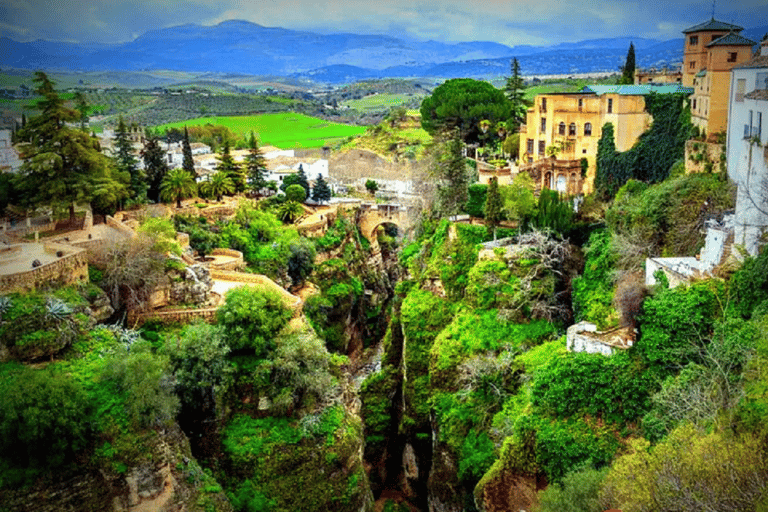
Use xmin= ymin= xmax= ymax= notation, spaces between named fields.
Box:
xmin=154 ymin=112 xmax=367 ymax=149
xmin=342 ymin=93 xmax=425 ymax=112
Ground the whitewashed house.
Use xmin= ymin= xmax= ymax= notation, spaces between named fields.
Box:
xmin=727 ymin=39 xmax=768 ymax=255
xmin=0 ymin=130 xmax=22 ymax=173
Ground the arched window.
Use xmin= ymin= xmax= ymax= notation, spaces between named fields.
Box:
xmin=558 ymin=122 xmax=566 ymax=135
xmin=569 ymin=123 xmax=577 ymax=136
xmin=584 ymin=123 xmax=592 ymax=136
xmin=544 ymin=171 xmax=552 ymax=189
xmin=556 ymin=174 xmax=567 ymax=192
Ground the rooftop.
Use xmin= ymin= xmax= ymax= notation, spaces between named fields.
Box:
xmin=581 ymin=84 xmax=694 ymax=96
xmin=745 ymin=90 xmax=768 ymax=101
xmin=683 ymin=18 xmax=743 ymax=34
xmin=733 ymin=55 xmax=768 ymax=69
xmin=707 ymin=32 xmax=757 ymax=47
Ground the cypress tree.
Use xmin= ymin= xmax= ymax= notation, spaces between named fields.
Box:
xmin=115 ymin=116 xmax=146 ymax=202
xmin=182 ymin=126 xmax=195 ymax=178
xmin=505 ymin=58 xmax=527 ymax=129
xmin=216 ymin=140 xmax=245 ymax=193
xmin=141 ymin=137 xmax=169 ymax=203
xmin=245 ymin=132 xmax=268 ymax=195
xmin=484 ymin=176 xmax=503 ymax=240
xmin=621 ymin=43 xmax=636 ymax=85
xmin=296 ymin=164 xmax=310 ymax=197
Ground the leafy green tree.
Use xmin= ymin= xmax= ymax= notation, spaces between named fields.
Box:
xmin=504 ymin=58 xmax=528 ymax=129
xmin=0 ymin=367 xmax=93 ymax=468
xmin=141 ymin=136 xmax=169 ymax=203
xmin=287 ymin=238 xmax=316 ymax=287
xmin=115 ymin=116 xmax=146 ymax=203
xmin=202 ymin=171 xmax=234 ymax=202
xmin=182 ymin=126 xmax=195 ymax=178
xmin=311 ymin=174 xmax=331 ymax=203
xmin=245 ymin=131 xmax=268 ymax=194
xmin=280 ymin=172 xmax=301 ymax=192
xmin=14 ymin=72 xmax=127 ymax=222
xmin=216 ymin=140 xmax=245 ymax=193
xmin=500 ymin=171 xmax=536 ymax=223
xmin=285 ymin=183 xmax=307 ymax=203
xmin=160 ymin=168 xmax=197 ymax=208
xmin=620 ymin=42 xmax=636 ymax=85
xmin=484 ymin=176 xmax=503 ymax=240
xmin=465 ymin=183 xmax=488 ymax=218
xmin=365 ymin=179 xmax=379 ymax=196
xmin=217 ymin=286 xmax=292 ymax=356
xmin=536 ymin=466 xmax=608 ymax=512
xmin=530 ymin=188 xmax=573 ymax=235
xmin=420 ymin=78 xmax=512 ymax=143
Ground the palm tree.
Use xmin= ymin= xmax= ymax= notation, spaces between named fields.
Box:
xmin=201 ymin=171 xmax=234 ymax=202
xmin=276 ymin=201 xmax=304 ymax=224
xmin=160 ymin=168 xmax=197 ymax=208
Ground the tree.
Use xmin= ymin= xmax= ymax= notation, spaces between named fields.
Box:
xmin=201 ymin=171 xmax=234 ymax=202
xmin=432 ymin=130 xmax=470 ymax=216
xmin=182 ymin=126 xmax=195 ymax=178
xmin=276 ymin=201 xmax=305 ymax=224
xmin=245 ymin=131 xmax=268 ymax=195
xmin=312 ymin=174 xmax=331 ymax=203
xmin=160 ymin=168 xmax=197 ymax=208
xmin=504 ymin=58 xmax=528 ymax=130
xmin=216 ymin=140 xmax=245 ymax=192
xmin=280 ymin=172 xmax=301 ymax=192
xmin=620 ymin=42 xmax=636 ymax=85
xmin=141 ymin=136 xmax=169 ymax=203
xmin=217 ymin=286 xmax=292 ymax=356
xmin=484 ymin=176 xmax=503 ymax=240
xmin=285 ymin=183 xmax=307 ymax=203
xmin=72 ymin=91 xmax=89 ymax=131
xmin=287 ymin=238 xmax=316 ymax=287
xmin=365 ymin=179 xmax=379 ymax=196
xmin=14 ymin=72 xmax=127 ymax=222
xmin=115 ymin=116 xmax=146 ymax=203
xmin=295 ymin=164 xmax=310 ymax=197
xmin=420 ymin=78 xmax=512 ymax=143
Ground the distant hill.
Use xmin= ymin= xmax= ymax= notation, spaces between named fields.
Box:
xmin=2 ymin=20 xmax=766 ymax=84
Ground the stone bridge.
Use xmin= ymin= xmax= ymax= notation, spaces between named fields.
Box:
xmin=355 ymin=203 xmax=416 ymax=243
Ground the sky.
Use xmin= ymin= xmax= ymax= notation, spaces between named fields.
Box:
xmin=1 ymin=0 xmax=767 ymax=46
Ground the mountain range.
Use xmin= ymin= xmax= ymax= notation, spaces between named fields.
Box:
xmin=2 ymin=20 xmax=766 ymax=84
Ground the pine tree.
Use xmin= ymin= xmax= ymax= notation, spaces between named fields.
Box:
xmin=115 ymin=116 xmax=146 ymax=203
xmin=216 ymin=140 xmax=245 ymax=193
xmin=434 ymin=130 xmax=469 ymax=217
xmin=311 ymin=174 xmax=331 ymax=203
xmin=295 ymin=164 xmax=310 ymax=197
xmin=14 ymin=72 xmax=127 ymax=221
xmin=73 ymin=91 xmax=88 ymax=132
xmin=141 ymin=136 xmax=169 ymax=203
xmin=484 ymin=176 xmax=503 ymax=240
xmin=245 ymin=132 xmax=268 ymax=195
xmin=182 ymin=126 xmax=195 ymax=178
xmin=620 ymin=43 xmax=636 ymax=85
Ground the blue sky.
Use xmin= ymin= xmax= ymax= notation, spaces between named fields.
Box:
xmin=1 ymin=0 xmax=766 ymax=46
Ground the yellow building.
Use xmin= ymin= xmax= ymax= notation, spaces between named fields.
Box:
xmin=682 ymin=18 xmax=744 ymax=87
xmin=518 ymin=84 xmax=693 ymax=194
xmin=690 ymin=32 xmax=757 ymax=136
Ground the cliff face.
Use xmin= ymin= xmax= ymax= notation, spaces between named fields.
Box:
xmin=0 ymin=425 xmax=233 ymax=512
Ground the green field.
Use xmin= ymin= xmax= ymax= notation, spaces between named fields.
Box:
xmin=342 ymin=92 xmax=425 ymax=112
xmin=155 ymin=112 xmax=367 ymax=149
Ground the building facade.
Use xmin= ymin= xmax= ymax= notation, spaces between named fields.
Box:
xmin=726 ymin=41 xmax=768 ymax=255
xmin=518 ymin=84 xmax=692 ymax=194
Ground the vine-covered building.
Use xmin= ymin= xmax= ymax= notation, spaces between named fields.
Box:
xmin=518 ymin=84 xmax=692 ymax=195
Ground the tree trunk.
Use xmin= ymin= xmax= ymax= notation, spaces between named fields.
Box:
xmin=69 ymin=203 xmax=76 ymax=225
xmin=176 ymin=197 xmax=182 ymax=209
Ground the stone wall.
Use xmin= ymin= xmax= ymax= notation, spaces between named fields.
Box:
xmin=106 ymin=215 xmax=138 ymax=240
xmin=685 ymin=139 xmax=725 ymax=174
xmin=0 ymin=243 xmax=88 ymax=294
xmin=128 ymin=306 xmax=219 ymax=327
xmin=175 ymin=203 xmax=236 ymax=220
xmin=210 ymin=269 xmax=302 ymax=311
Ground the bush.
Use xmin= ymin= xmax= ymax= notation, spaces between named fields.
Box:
xmin=535 ymin=466 xmax=608 ymax=512
xmin=218 ymin=286 xmax=292 ymax=357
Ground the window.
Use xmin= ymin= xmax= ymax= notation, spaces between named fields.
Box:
xmin=584 ymin=122 xmax=592 ymax=136
xmin=757 ymin=73 xmax=768 ymax=90
xmin=689 ymin=60 xmax=696 ymax=69
xmin=540 ymin=117 xmax=546 ymax=133
xmin=728 ymin=52 xmax=737 ymax=63
xmin=745 ymin=110 xmax=754 ymax=138
xmin=558 ymin=122 xmax=566 ymax=135
xmin=538 ymin=140 xmax=546 ymax=155
xmin=736 ymin=78 xmax=746 ymax=102
xmin=757 ymin=112 xmax=763 ymax=140
xmin=689 ymin=35 xmax=698 ymax=45
xmin=578 ymin=98 xmax=583 ymax=111
xmin=607 ymin=98 xmax=613 ymax=113
xmin=569 ymin=123 xmax=577 ymax=136
xmin=527 ymin=139 xmax=534 ymax=153
xmin=541 ymin=98 xmax=547 ymax=111
xmin=711 ymin=35 xmax=719 ymax=42
xmin=693 ymin=98 xmax=697 ymax=110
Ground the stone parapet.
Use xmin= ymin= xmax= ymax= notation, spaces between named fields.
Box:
xmin=0 ymin=243 xmax=88 ymax=294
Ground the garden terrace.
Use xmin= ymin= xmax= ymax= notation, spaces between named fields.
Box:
xmin=0 ymin=242 xmax=88 ymax=294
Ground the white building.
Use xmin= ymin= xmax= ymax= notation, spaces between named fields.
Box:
xmin=727 ymin=40 xmax=768 ymax=255
xmin=0 ymin=130 xmax=22 ymax=173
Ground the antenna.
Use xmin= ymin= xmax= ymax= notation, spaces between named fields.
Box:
xmin=711 ymin=0 xmax=716 ymax=19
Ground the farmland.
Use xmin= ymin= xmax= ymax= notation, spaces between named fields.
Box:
xmin=154 ymin=112 xmax=368 ymax=149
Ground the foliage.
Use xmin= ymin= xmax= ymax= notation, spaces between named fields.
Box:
xmin=216 ymin=140 xmax=246 ymax=192
xmin=420 ymin=78 xmax=512 ymax=144
xmin=200 ymin=171 xmax=235 ymax=201
xmin=432 ymin=131 xmax=470 ymax=216
xmin=619 ymin=43 xmax=636 ymax=85
xmin=286 ymin=238 xmax=316 ymax=286
xmin=535 ymin=466 xmax=608 ymax=512
xmin=115 ymin=115 xmax=146 ymax=201
xmin=529 ymin=189 xmax=573 ymax=236
xmin=499 ymin=172 xmax=536 ymax=223
xmin=601 ymin=424 xmax=768 ymax=512
xmin=14 ymin=72 xmax=128 ymax=220
xmin=276 ymin=200 xmax=305 ymax=224
xmin=465 ymin=183 xmax=487 ymax=218
xmin=181 ymin=126 xmax=195 ymax=178
xmin=217 ymin=286 xmax=292 ymax=356
xmin=285 ymin=184 xmax=307 ymax=203
xmin=160 ymin=167 xmax=197 ymax=208
xmin=729 ymin=245 xmax=768 ymax=319
xmin=458 ymin=429 xmax=496 ymax=483
xmin=595 ymin=93 xmax=692 ymax=198
xmin=504 ymin=57 xmax=528 ymax=128
xmin=311 ymin=174 xmax=331 ymax=203
xmin=245 ymin=132 xmax=268 ymax=194
xmin=571 ymin=229 xmax=618 ymax=329
xmin=137 ymin=216 xmax=182 ymax=256
xmin=365 ymin=179 xmax=378 ymax=196
xmin=484 ymin=177 xmax=504 ymax=239
xmin=141 ymin=136 xmax=169 ymax=203
xmin=0 ymin=365 xmax=93 ymax=469
xmin=359 ymin=365 xmax=399 ymax=454
xmin=174 ymin=214 xmax=220 ymax=258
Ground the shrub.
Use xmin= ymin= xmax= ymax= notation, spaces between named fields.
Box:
xmin=217 ymin=286 xmax=292 ymax=357
xmin=536 ymin=466 xmax=608 ymax=512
